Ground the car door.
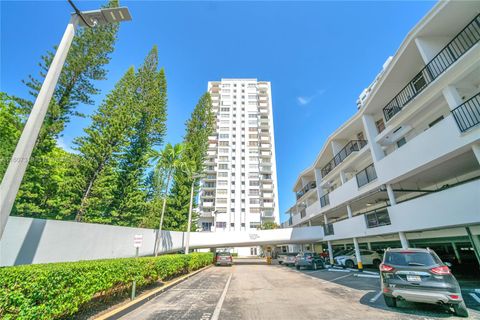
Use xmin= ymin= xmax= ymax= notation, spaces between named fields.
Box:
xmin=360 ymin=250 xmax=374 ymax=265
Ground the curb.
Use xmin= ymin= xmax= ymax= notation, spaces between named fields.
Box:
xmin=95 ymin=264 xmax=213 ymax=320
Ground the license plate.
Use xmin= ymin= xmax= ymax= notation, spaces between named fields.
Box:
xmin=407 ymin=275 xmax=421 ymax=282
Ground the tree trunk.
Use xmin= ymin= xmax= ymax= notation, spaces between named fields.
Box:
xmin=155 ymin=172 xmax=171 ymax=256
xmin=75 ymin=162 xmax=104 ymax=222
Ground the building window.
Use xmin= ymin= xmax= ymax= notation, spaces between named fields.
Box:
xmin=396 ymin=137 xmax=407 ymax=148
xmin=375 ymin=118 xmax=385 ymax=134
xmin=216 ymin=222 xmax=227 ymax=229
xmin=219 ymin=164 xmax=229 ymax=170
xmin=250 ymin=222 xmax=260 ymax=229
xmin=230 ymin=223 xmax=235 ymax=227
xmin=429 ymin=115 xmax=444 ymax=128
xmin=202 ymin=222 xmax=212 ymax=232
xmin=356 ymin=163 xmax=377 ymax=188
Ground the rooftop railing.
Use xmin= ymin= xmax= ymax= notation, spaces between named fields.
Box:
xmin=383 ymin=14 xmax=480 ymax=122
xmin=321 ymin=140 xmax=367 ymax=177
xmin=451 ymin=92 xmax=480 ymax=132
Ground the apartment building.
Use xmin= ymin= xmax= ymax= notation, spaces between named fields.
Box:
xmin=284 ymin=1 xmax=480 ymax=276
xmin=198 ymin=79 xmax=280 ymax=256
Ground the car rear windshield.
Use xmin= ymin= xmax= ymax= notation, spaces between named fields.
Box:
xmin=217 ymin=252 xmax=231 ymax=256
xmin=384 ymin=251 xmax=441 ymax=267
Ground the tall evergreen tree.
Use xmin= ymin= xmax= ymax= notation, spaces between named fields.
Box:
xmin=12 ymin=0 xmax=120 ymax=217
xmin=0 ymin=93 xmax=22 ymax=180
xmin=163 ymin=93 xmax=215 ymax=231
xmin=110 ymin=47 xmax=168 ymax=226
xmin=73 ymin=67 xmax=137 ymax=223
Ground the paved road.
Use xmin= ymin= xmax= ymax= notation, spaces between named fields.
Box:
xmin=120 ymin=258 xmax=480 ymax=320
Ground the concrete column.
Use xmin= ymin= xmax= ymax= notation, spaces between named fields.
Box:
xmin=343 ymin=244 xmax=347 ymax=250
xmin=466 ymin=227 xmax=480 ymax=267
xmin=339 ymin=170 xmax=347 ymax=184
xmin=399 ymin=232 xmax=409 ymax=249
xmin=442 ymin=85 xmax=463 ymax=110
xmin=346 ymin=204 xmax=353 ymax=219
xmin=452 ymin=242 xmax=462 ymax=264
xmin=353 ymin=237 xmax=363 ymax=271
xmin=367 ymin=242 xmax=372 ymax=250
xmin=386 ymin=184 xmax=397 ymax=206
xmin=472 ymin=144 xmax=480 ymax=165
xmin=327 ymin=241 xmax=334 ymax=265
xmin=323 ymin=214 xmax=328 ymax=225
xmin=361 ymin=114 xmax=385 ymax=163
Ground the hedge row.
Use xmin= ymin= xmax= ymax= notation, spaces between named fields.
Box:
xmin=0 ymin=252 xmax=213 ymax=320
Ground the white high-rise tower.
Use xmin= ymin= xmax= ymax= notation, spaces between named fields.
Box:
xmin=197 ymin=79 xmax=280 ymax=256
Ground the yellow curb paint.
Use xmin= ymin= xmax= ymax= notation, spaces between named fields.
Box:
xmin=95 ymin=264 xmax=213 ymax=320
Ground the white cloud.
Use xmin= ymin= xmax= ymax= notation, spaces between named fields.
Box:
xmin=296 ymin=89 xmax=326 ymax=106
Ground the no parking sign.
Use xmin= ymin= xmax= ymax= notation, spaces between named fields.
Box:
xmin=134 ymin=234 xmax=143 ymax=248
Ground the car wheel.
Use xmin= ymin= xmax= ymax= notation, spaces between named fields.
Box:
xmin=345 ymin=259 xmax=355 ymax=269
xmin=296 ymin=265 xmax=300 ymax=270
xmin=279 ymin=261 xmax=283 ymax=265
xmin=312 ymin=262 xmax=317 ymax=270
xmin=373 ymin=259 xmax=381 ymax=268
xmin=453 ymin=301 xmax=469 ymax=317
xmin=383 ymin=295 xmax=397 ymax=308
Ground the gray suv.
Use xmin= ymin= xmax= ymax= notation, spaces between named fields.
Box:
xmin=380 ymin=248 xmax=468 ymax=317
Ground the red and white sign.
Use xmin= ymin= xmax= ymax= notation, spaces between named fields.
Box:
xmin=134 ymin=234 xmax=143 ymax=248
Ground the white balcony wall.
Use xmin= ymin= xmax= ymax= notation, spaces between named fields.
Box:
xmin=324 ymin=179 xmax=480 ymax=241
xmin=376 ymin=115 xmax=480 ymax=182
xmin=305 ymin=200 xmax=320 ymax=217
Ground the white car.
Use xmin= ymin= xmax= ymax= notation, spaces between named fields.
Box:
xmin=335 ymin=250 xmax=382 ymax=268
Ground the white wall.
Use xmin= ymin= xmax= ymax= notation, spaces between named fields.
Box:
xmin=0 ymin=217 xmax=324 ymax=266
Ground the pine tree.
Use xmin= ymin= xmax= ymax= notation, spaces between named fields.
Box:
xmin=74 ymin=67 xmax=137 ymax=223
xmin=12 ymin=0 xmax=120 ymax=218
xmin=0 ymin=93 xmax=22 ymax=180
xmin=110 ymin=47 xmax=168 ymax=227
xmin=163 ymin=93 xmax=215 ymax=231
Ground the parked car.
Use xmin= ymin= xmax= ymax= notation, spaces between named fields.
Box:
xmin=295 ymin=252 xmax=325 ymax=270
xmin=280 ymin=252 xmax=298 ymax=266
xmin=215 ymin=251 xmax=233 ymax=266
xmin=335 ymin=250 xmax=382 ymax=268
xmin=380 ymin=248 xmax=468 ymax=317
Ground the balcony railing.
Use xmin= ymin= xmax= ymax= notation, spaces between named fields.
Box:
xmin=296 ymin=181 xmax=316 ymax=200
xmin=320 ymin=193 xmax=330 ymax=208
xmin=451 ymin=92 xmax=480 ymax=132
xmin=383 ymin=14 xmax=480 ymax=122
xmin=356 ymin=163 xmax=377 ymax=188
xmin=324 ymin=223 xmax=334 ymax=236
xmin=321 ymin=140 xmax=368 ymax=177
xmin=365 ymin=209 xmax=391 ymax=228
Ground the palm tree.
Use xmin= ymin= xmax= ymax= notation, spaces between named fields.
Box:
xmin=154 ymin=143 xmax=185 ymax=256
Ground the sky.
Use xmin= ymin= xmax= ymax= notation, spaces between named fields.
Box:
xmin=1 ymin=0 xmax=435 ymax=223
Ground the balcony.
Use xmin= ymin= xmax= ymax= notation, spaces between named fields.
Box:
xmin=262 ymin=210 xmax=275 ymax=219
xmin=451 ymin=92 xmax=480 ymax=132
xmin=202 ymin=202 xmax=214 ymax=207
xmin=383 ymin=14 xmax=480 ymax=122
xmin=321 ymin=140 xmax=368 ymax=177
xmin=295 ymin=181 xmax=316 ymax=200
xmin=356 ymin=163 xmax=377 ymax=188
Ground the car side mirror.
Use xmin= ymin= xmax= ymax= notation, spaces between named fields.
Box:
xmin=444 ymin=262 xmax=452 ymax=267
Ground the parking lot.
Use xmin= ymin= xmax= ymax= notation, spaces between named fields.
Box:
xmin=289 ymin=261 xmax=480 ymax=319
xmin=118 ymin=258 xmax=480 ymax=319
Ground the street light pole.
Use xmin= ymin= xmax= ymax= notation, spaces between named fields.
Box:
xmin=0 ymin=3 xmax=131 ymax=240
xmin=0 ymin=15 xmax=79 ymax=240
xmin=185 ymin=174 xmax=204 ymax=254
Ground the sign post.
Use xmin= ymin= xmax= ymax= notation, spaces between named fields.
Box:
xmin=131 ymin=234 xmax=143 ymax=300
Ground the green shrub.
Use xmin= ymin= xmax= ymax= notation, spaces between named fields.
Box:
xmin=0 ymin=252 xmax=212 ymax=320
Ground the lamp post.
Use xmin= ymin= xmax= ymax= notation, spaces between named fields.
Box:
xmin=0 ymin=1 xmax=131 ymax=239
xmin=185 ymin=173 xmax=204 ymax=254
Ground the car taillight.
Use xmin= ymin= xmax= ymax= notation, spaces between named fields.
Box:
xmin=379 ymin=263 xmax=394 ymax=272
xmin=449 ymin=294 xmax=460 ymax=300
xmin=430 ymin=265 xmax=451 ymax=275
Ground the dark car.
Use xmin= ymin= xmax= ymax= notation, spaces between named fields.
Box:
xmin=380 ymin=248 xmax=468 ymax=317
xmin=295 ymin=252 xmax=325 ymax=270
xmin=215 ymin=251 xmax=233 ymax=266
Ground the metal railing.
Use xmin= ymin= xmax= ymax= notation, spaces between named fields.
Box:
xmin=324 ymin=223 xmax=334 ymax=236
xmin=365 ymin=209 xmax=391 ymax=228
xmin=320 ymin=193 xmax=330 ymax=208
xmin=451 ymin=92 xmax=480 ymax=132
xmin=383 ymin=14 xmax=480 ymax=122
xmin=356 ymin=163 xmax=377 ymax=188
xmin=296 ymin=181 xmax=316 ymax=200
xmin=321 ymin=140 xmax=368 ymax=177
